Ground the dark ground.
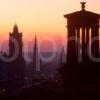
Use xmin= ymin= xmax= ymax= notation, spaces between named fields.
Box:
xmin=1 ymin=83 xmax=99 ymax=100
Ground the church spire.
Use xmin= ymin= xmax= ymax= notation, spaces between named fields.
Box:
xmin=33 ymin=36 xmax=40 ymax=72
xmin=13 ymin=23 xmax=19 ymax=33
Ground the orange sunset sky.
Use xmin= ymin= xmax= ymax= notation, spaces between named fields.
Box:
xmin=0 ymin=0 xmax=100 ymax=51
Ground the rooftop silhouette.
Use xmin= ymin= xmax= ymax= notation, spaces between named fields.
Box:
xmin=64 ymin=2 xmax=100 ymax=64
xmin=58 ymin=2 xmax=100 ymax=89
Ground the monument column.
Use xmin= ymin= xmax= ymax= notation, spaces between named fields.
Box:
xmin=82 ymin=27 xmax=86 ymax=61
xmin=91 ymin=26 xmax=99 ymax=58
xmin=67 ymin=26 xmax=77 ymax=63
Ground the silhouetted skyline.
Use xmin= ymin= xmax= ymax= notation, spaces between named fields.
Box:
xmin=0 ymin=0 xmax=100 ymax=53
xmin=0 ymin=1 xmax=100 ymax=99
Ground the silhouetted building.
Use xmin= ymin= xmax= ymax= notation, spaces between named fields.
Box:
xmin=7 ymin=24 xmax=25 ymax=94
xmin=59 ymin=2 xmax=100 ymax=88
xmin=64 ymin=2 xmax=100 ymax=64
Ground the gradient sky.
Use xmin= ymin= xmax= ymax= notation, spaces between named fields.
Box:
xmin=0 ymin=0 xmax=100 ymax=51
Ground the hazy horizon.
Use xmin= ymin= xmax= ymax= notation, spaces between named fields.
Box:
xmin=0 ymin=0 xmax=100 ymax=52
